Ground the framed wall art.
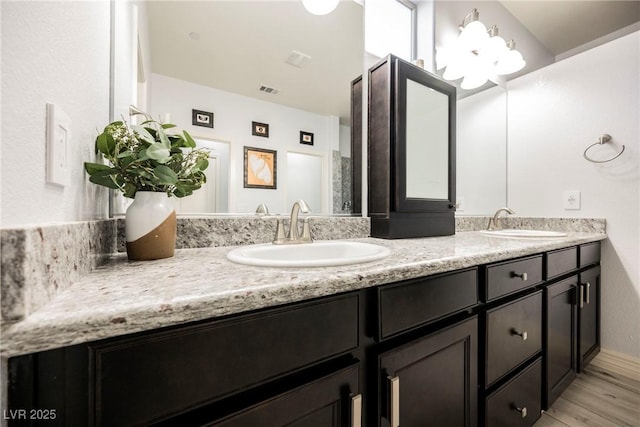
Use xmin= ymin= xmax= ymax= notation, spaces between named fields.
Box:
xmin=192 ymin=109 xmax=214 ymax=128
xmin=299 ymin=131 xmax=314 ymax=146
xmin=252 ymin=121 xmax=269 ymax=138
xmin=244 ymin=146 xmax=277 ymax=189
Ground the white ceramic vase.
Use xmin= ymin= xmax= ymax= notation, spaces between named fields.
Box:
xmin=125 ymin=191 xmax=177 ymax=261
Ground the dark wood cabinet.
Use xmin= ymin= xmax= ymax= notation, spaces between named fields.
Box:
xmin=7 ymin=242 xmax=602 ymax=427
xmin=367 ymin=54 xmax=457 ymax=238
xmin=379 ymin=317 xmax=478 ymax=427
xmin=210 ymin=363 xmax=360 ymax=427
xmin=485 ymin=358 xmax=542 ymax=427
xmin=544 ymin=277 xmax=578 ymax=408
xmin=578 ymin=265 xmax=601 ymax=371
xmin=485 ymin=291 xmax=542 ymax=386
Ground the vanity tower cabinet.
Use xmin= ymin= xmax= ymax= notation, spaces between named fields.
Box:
xmin=367 ymin=55 xmax=457 ymax=238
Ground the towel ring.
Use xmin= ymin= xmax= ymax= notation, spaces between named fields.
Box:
xmin=583 ymin=134 xmax=625 ymax=163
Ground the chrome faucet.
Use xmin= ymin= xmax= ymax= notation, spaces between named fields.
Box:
xmin=487 ymin=207 xmax=515 ymax=230
xmin=255 ymin=203 xmax=269 ymax=215
xmin=273 ymin=200 xmax=312 ymax=244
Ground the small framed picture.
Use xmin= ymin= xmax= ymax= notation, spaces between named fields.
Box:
xmin=252 ymin=121 xmax=269 ymax=138
xmin=192 ymin=109 xmax=214 ymax=128
xmin=300 ymin=131 xmax=314 ymax=146
xmin=244 ymin=146 xmax=277 ymax=189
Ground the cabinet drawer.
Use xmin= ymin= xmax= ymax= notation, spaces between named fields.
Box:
xmin=486 ymin=358 xmax=542 ymax=427
xmin=211 ymin=363 xmax=359 ymax=426
xmin=579 ymin=242 xmax=601 ymax=267
xmin=486 ymin=291 xmax=542 ymax=386
xmin=92 ymin=294 xmax=359 ymax=427
xmin=378 ymin=268 xmax=478 ymax=339
xmin=485 ymin=256 xmax=543 ymax=301
xmin=546 ymin=247 xmax=577 ymax=279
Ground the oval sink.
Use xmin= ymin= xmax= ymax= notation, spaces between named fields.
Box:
xmin=480 ymin=229 xmax=568 ymax=238
xmin=227 ymin=241 xmax=390 ymax=267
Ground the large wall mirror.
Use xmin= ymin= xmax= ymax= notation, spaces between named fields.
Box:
xmin=111 ymin=0 xmax=363 ymax=216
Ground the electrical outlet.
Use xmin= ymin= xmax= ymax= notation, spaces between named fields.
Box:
xmin=46 ymin=103 xmax=70 ymax=186
xmin=564 ymin=190 xmax=581 ymax=210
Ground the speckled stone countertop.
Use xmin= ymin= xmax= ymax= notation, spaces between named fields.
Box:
xmin=0 ymin=231 xmax=605 ymax=358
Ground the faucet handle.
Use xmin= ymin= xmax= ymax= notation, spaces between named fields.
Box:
xmin=255 ymin=203 xmax=269 ymax=215
xmin=272 ymin=217 xmax=286 ymax=244
xmin=300 ymin=217 xmax=313 ymax=243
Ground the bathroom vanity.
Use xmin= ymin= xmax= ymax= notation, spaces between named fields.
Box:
xmin=4 ymin=233 xmax=603 ymax=426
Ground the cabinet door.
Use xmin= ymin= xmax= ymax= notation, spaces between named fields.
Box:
xmin=578 ymin=266 xmax=601 ymax=371
xmin=544 ymin=277 xmax=577 ymax=408
xmin=209 ymin=364 xmax=361 ymax=427
xmin=379 ymin=317 xmax=477 ymax=427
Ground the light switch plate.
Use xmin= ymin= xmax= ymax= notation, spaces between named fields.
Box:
xmin=46 ymin=103 xmax=71 ymax=186
xmin=564 ymin=190 xmax=581 ymax=210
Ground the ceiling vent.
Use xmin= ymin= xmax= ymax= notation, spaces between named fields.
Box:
xmin=285 ymin=50 xmax=312 ymax=68
xmin=259 ymin=85 xmax=280 ymax=95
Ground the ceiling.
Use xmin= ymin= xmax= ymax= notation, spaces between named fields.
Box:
xmin=500 ymin=1 xmax=640 ymax=57
xmin=146 ymin=1 xmax=363 ymax=125
xmin=146 ymin=1 xmax=639 ymax=123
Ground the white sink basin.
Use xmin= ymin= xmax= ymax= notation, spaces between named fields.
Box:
xmin=227 ymin=241 xmax=391 ymax=267
xmin=480 ymin=229 xmax=568 ymax=238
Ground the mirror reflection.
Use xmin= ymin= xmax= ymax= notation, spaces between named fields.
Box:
xmin=405 ymin=81 xmax=449 ymax=200
xmin=112 ymin=0 xmax=363 ymax=216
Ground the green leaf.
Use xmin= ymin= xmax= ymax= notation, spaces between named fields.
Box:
xmin=153 ymin=165 xmax=178 ymax=185
xmin=123 ymin=183 xmax=137 ymax=198
xmin=195 ymin=157 xmax=209 ymax=172
xmin=145 ymin=144 xmax=170 ymax=163
xmin=84 ymin=162 xmax=113 ymax=176
xmin=183 ymin=130 xmax=197 ymax=148
xmin=132 ymin=125 xmax=155 ymax=144
xmin=89 ymin=174 xmax=120 ymax=189
xmin=117 ymin=150 xmax=135 ymax=158
xmin=161 ymin=123 xmax=177 ymax=129
xmin=156 ymin=126 xmax=171 ymax=149
xmin=96 ymin=132 xmax=115 ymax=156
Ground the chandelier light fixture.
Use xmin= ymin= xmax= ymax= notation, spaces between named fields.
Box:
xmin=437 ymin=9 xmax=526 ymax=90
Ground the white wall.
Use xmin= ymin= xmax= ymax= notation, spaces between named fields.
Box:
xmin=1 ymin=1 xmax=111 ymax=227
xmin=456 ymin=85 xmax=507 ymax=215
xmin=148 ymin=73 xmax=336 ymax=214
xmin=508 ymin=32 xmax=640 ymax=358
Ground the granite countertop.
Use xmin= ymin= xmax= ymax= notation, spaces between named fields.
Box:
xmin=0 ymin=231 xmax=606 ymax=358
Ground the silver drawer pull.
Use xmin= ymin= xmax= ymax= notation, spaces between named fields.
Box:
xmin=512 ymin=329 xmax=528 ymax=341
xmin=388 ymin=376 xmax=400 ymax=427
xmin=516 ymin=406 xmax=528 ymax=418
xmin=586 ymin=282 xmax=591 ymax=304
xmin=351 ymin=394 xmax=362 ymax=427
xmin=511 ymin=272 xmax=528 ymax=281
xmin=580 ymin=284 xmax=585 ymax=309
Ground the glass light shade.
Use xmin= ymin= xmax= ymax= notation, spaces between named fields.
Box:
xmin=442 ymin=51 xmax=470 ymax=81
xmin=460 ymin=56 xmax=488 ymax=89
xmin=481 ymin=35 xmax=507 ymax=63
xmin=459 ymin=20 xmax=489 ymax=51
xmin=302 ymin=0 xmax=340 ymax=15
xmin=495 ymin=49 xmax=526 ymax=75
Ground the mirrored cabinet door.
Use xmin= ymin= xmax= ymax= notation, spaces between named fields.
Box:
xmin=367 ymin=55 xmax=456 ymax=238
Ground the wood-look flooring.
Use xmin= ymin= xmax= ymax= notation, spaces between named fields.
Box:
xmin=534 ymin=350 xmax=640 ymax=427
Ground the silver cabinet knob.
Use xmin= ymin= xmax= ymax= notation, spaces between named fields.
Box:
xmin=512 ymin=329 xmax=528 ymax=341
xmin=511 ymin=272 xmax=528 ymax=281
xmin=516 ymin=406 xmax=528 ymax=418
